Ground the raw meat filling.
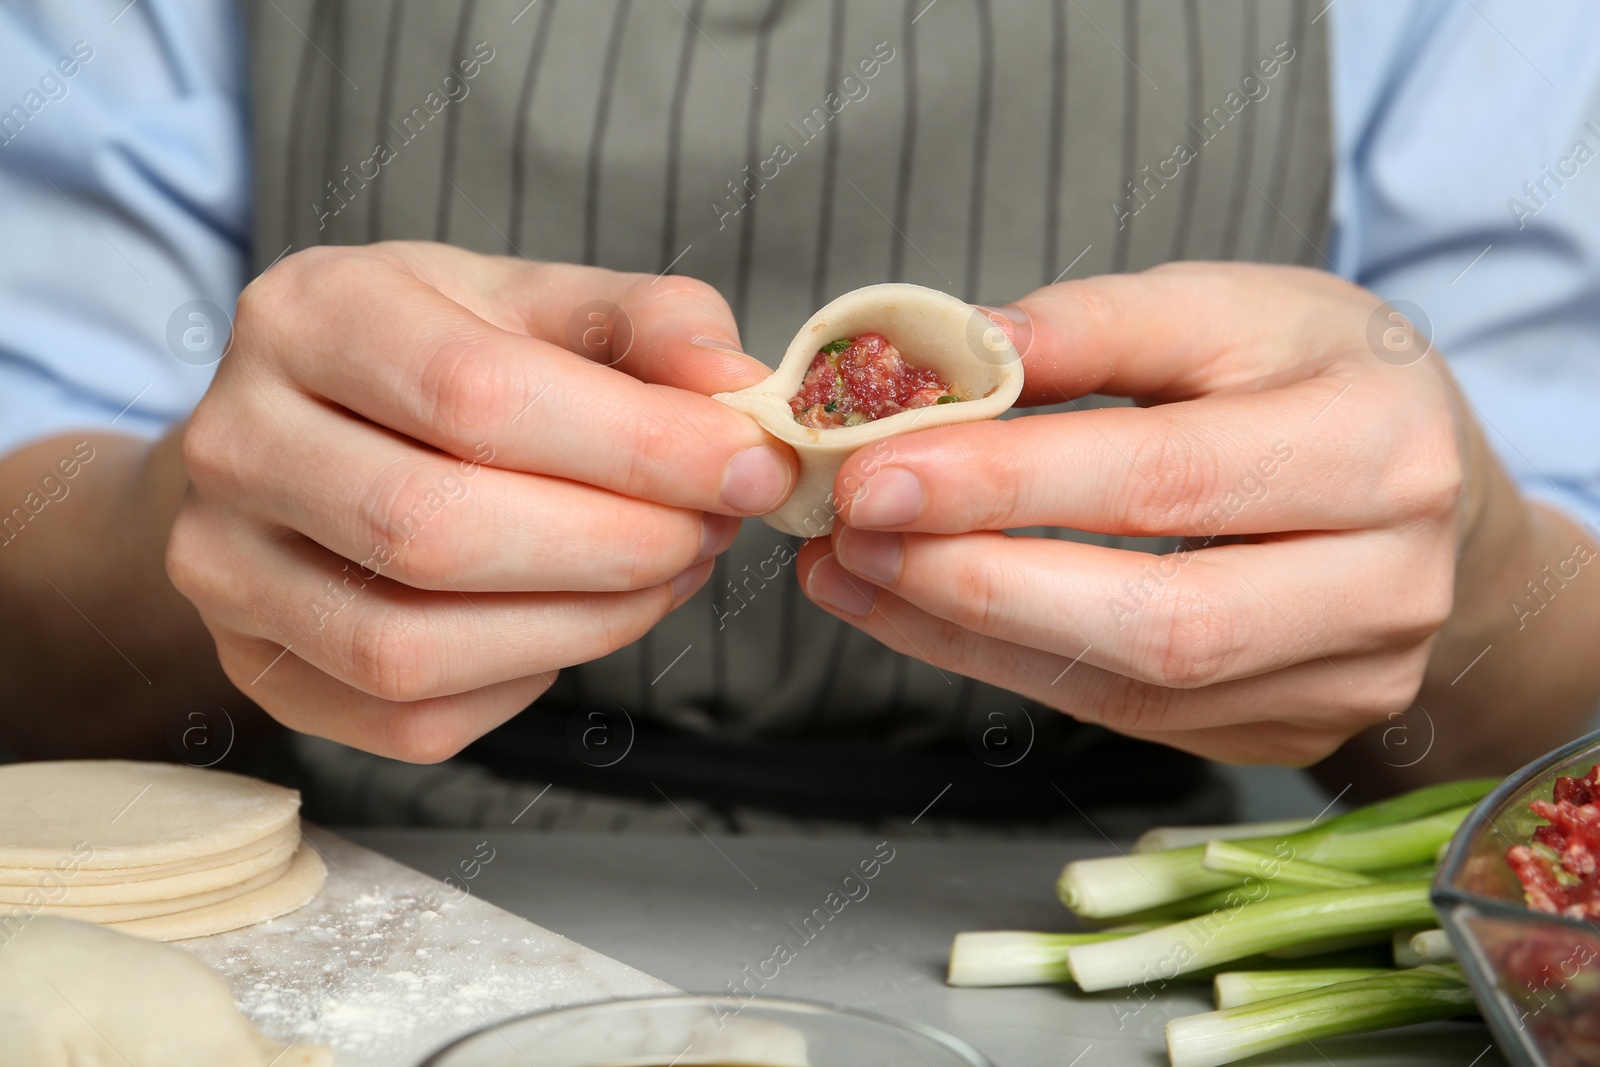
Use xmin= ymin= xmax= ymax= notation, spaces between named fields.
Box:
xmin=789 ymin=333 xmax=964 ymax=428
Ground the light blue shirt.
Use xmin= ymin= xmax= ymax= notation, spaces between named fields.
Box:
xmin=3 ymin=0 xmax=1600 ymax=529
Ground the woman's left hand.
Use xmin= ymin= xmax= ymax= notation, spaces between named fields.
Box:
xmin=797 ymin=262 xmax=1598 ymax=773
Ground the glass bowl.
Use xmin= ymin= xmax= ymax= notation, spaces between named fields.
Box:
xmin=1434 ymin=728 xmax=1600 ymax=1067
xmin=418 ymin=994 xmax=994 ymax=1067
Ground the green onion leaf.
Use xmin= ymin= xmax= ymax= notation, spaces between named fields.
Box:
xmin=1058 ymin=800 xmax=1474 ymax=920
xmin=1202 ymin=841 xmax=1376 ymax=891
xmin=1135 ymin=819 xmax=1316 ymax=854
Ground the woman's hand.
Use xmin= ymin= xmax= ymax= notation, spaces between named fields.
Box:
xmin=168 ymin=241 xmax=794 ymax=762
xmin=800 ymin=262 xmax=1600 ymax=774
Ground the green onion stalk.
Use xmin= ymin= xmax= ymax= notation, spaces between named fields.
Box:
xmin=1210 ymin=967 xmax=1393 ymax=1009
xmin=946 ymin=929 xmax=1393 ymax=988
xmin=946 ymin=928 xmax=1149 ymax=987
xmin=1393 ymin=927 xmax=1455 ymax=967
xmin=1166 ymin=966 xmax=1476 ymax=1067
xmin=1065 ymin=881 xmax=1436 ymax=992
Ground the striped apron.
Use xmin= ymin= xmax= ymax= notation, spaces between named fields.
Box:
xmin=245 ymin=0 xmax=1332 ymax=832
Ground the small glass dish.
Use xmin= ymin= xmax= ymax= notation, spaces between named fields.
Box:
xmin=1434 ymin=728 xmax=1600 ymax=1067
xmin=418 ymin=994 xmax=994 ymax=1067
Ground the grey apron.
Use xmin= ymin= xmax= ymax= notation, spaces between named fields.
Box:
xmin=245 ymin=0 xmax=1331 ymax=830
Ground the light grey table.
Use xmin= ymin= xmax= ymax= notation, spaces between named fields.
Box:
xmin=347 ymin=830 xmax=1503 ymax=1067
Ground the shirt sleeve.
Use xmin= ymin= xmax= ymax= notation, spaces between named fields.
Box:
xmin=1329 ymin=0 xmax=1600 ymax=534
xmin=0 ymin=0 xmax=247 ymax=456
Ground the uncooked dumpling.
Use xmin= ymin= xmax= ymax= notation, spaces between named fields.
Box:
xmin=0 ymin=915 xmax=331 ymax=1066
xmin=715 ymin=283 xmax=1024 ymax=536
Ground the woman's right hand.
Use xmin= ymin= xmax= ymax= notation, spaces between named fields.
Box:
xmin=167 ymin=242 xmax=794 ymax=762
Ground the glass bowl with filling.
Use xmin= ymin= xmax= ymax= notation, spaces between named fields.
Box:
xmin=1434 ymin=727 xmax=1600 ymax=1067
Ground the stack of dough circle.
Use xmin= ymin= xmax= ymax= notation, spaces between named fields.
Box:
xmin=0 ymin=760 xmax=325 ymax=941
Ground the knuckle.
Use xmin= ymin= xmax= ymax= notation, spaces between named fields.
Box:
xmin=380 ymin=709 xmax=472 ymax=765
xmin=231 ymin=269 xmax=283 ymax=340
xmin=211 ymin=636 xmax=276 ymax=699
xmin=1144 ymin=582 xmax=1245 ymax=688
xmin=967 ymin=453 xmax=1026 ymax=531
xmin=1064 ymin=277 xmax=1124 ymax=338
xmin=632 ymin=272 xmax=722 ymax=313
xmin=1123 ymin=430 xmax=1221 ymax=536
xmin=609 ymin=412 xmax=676 ymax=495
xmin=945 ymin=557 xmax=1011 ymax=636
xmin=344 ymin=605 xmax=440 ymax=703
xmin=1385 ymin=554 xmax=1456 ymax=643
xmin=1091 ymin=671 xmax=1178 ymax=733
xmin=1279 ymin=730 xmax=1348 ymax=768
xmin=420 ymin=334 xmax=510 ymax=445
xmin=363 ymin=466 xmax=467 ymax=588
xmin=619 ymin=513 xmax=700 ymax=590
xmin=179 ymin=400 xmax=231 ymax=493
xmin=1373 ymin=648 xmax=1431 ymax=713
xmin=1380 ymin=444 xmax=1465 ymax=521
xmin=236 ymin=246 xmax=342 ymax=330
xmin=163 ymin=507 xmax=210 ymax=604
xmin=1412 ymin=569 xmax=1456 ymax=637
xmin=555 ymin=597 xmax=658 ymax=671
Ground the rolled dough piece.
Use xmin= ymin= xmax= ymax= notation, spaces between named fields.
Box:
xmin=34 ymin=856 xmax=292 ymax=923
xmin=0 ymin=821 xmax=299 ymax=886
xmin=105 ymin=842 xmax=326 ymax=942
xmin=0 ymin=761 xmax=300 ymax=869
xmin=0 ymin=834 xmax=298 ymax=905
xmin=714 ymin=283 xmax=1024 ymax=536
xmin=0 ymin=916 xmax=331 ymax=1066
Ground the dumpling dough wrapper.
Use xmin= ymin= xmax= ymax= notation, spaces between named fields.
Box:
xmin=715 ymin=283 xmax=1024 ymax=537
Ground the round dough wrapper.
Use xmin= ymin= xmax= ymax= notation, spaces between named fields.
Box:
xmin=0 ymin=833 xmax=298 ymax=905
xmin=714 ymin=283 xmax=1024 ymax=536
xmin=105 ymin=842 xmax=326 ymax=942
xmin=0 ymin=761 xmax=301 ymax=869
xmin=32 ymin=856 xmax=292 ymax=923
xmin=0 ymin=916 xmax=331 ymax=1066
xmin=0 ymin=821 xmax=300 ymax=887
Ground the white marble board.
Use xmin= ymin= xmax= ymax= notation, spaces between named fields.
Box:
xmin=178 ymin=826 xmax=675 ymax=1066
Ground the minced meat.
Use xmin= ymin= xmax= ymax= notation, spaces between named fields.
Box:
xmin=789 ymin=333 xmax=964 ymax=428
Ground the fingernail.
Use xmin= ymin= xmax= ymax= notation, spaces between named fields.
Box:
xmin=835 ymin=527 xmax=904 ymax=586
xmin=849 ymin=466 xmax=924 ymax=528
xmin=974 ymin=304 xmax=1032 ymax=360
xmin=721 ymin=445 xmax=790 ymax=514
xmin=671 ymin=558 xmax=714 ymax=600
xmin=976 ymin=304 xmax=1029 ymax=324
xmin=691 ymin=334 xmax=747 ymax=354
xmin=806 ymin=553 xmax=875 ymax=617
xmin=698 ymin=513 xmax=741 ymax=560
